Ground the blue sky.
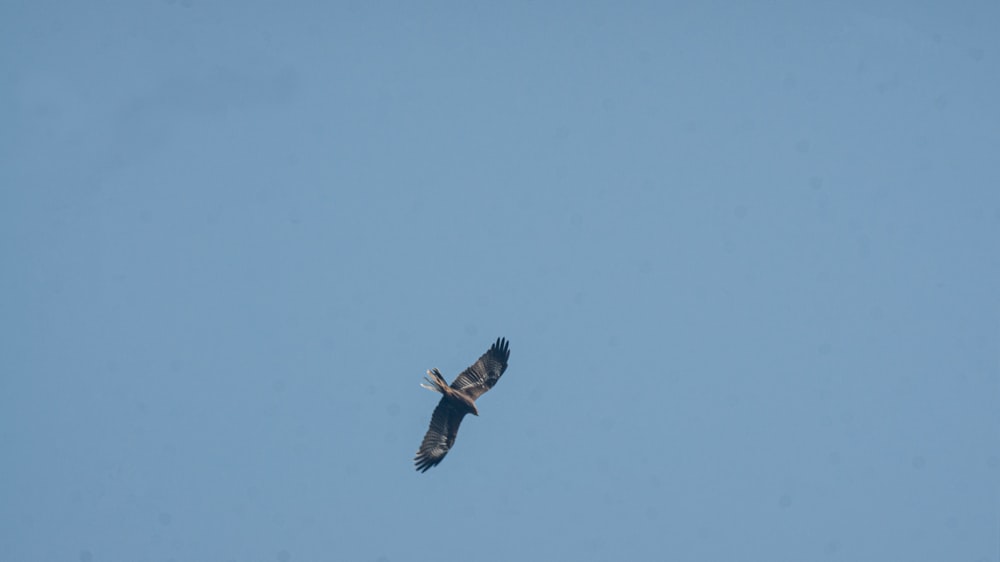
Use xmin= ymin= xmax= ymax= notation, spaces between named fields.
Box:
xmin=2 ymin=2 xmax=998 ymax=561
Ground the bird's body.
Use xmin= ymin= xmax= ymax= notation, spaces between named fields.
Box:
xmin=414 ymin=337 xmax=510 ymax=472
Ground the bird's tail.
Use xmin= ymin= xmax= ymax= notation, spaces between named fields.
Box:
xmin=420 ymin=368 xmax=448 ymax=394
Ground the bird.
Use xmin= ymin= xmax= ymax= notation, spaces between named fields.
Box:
xmin=414 ymin=337 xmax=511 ymax=472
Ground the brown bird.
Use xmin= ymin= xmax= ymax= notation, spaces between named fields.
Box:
xmin=414 ymin=337 xmax=511 ymax=472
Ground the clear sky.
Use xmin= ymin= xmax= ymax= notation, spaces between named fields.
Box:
xmin=2 ymin=2 xmax=998 ymax=561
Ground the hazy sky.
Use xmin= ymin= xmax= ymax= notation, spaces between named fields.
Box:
xmin=2 ymin=2 xmax=998 ymax=561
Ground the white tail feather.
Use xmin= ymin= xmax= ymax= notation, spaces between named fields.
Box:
xmin=420 ymin=369 xmax=447 ymax=393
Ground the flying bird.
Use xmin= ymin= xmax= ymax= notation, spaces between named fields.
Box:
xmin=414 ymin=337 xmax=511 ymax=472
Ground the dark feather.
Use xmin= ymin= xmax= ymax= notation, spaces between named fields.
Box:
xmin=449 ymin=337 xmax=510 ymax=401
xmin=414 ymin=398 xmax=467 ymax=472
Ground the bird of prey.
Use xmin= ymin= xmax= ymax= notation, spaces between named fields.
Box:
xmin=414 ymin=337 xmax=511 ymax=472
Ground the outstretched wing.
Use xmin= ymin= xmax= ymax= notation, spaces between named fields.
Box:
xmin=449 ymin=337 xmax=510 ymax=400
xmin=414 ymin=397 xmax=468 ymax=472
